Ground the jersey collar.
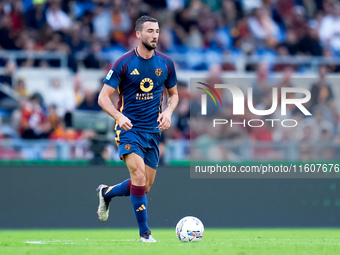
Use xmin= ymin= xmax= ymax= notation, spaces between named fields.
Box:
xmin=135 ymin=47 xmax=155 ymax=60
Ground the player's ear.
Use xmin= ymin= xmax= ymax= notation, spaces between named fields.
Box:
xmin=136 ymin=30 xmax=141 ymax=39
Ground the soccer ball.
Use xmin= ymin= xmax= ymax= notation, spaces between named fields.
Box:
xmin=176 ymin=216 xmax=204 ymax=242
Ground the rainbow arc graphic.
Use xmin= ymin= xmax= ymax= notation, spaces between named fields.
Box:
xmin=196 ymin=82 xmax=222 ymax=115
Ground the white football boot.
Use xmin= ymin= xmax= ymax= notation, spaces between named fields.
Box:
xmin=96 ymin=184 xmax=109 ymax=222
xmin=140 ymin=230 xmax=157 ymax=243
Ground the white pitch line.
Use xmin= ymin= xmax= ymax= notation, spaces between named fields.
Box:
xmin=25 ymin=241 xmax=45 ymax=244
xmin=111 ymin=239 xmax=137 ymax=242
xmin=25 ymin=240 xmax=76 ymax=245
xmin=25 ymin=239 xmax=137 ymax=245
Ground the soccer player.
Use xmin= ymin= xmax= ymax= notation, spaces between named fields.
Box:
xmin=96 ymin=16 xmax=178 ymax=242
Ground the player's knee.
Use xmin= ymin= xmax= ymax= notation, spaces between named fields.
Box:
xmin=145 ymin=180 xmax=154 ymax=193
xmin=131 ymin=170 xmax=146 ymax=186
xmin=145 ymin=185 xmax=151 ymax=193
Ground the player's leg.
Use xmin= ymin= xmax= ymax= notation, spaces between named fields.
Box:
xmin=101 ymin=159 xmax=156 ymax=203
xmin=102 ymin=178 xmax=131 ymax=201
xmin=125 ymin=152 xmax=156 ymax=242
xmin=97 ymin=130 xmax=137 ymax=222
xmin=144 ymin=133 xmax=160 ymax=194
xmin=103 ymin=128 xmax=132 ymax=199
xmin=136 ymin=140 xmax=159 ymax=242
xmin=145 ymin=165 xmax=156 ymax=193
xmin=101 ymin=130 xmax=132 ymax=200
xmin=96 ymin=178 xmax=131 ymax=221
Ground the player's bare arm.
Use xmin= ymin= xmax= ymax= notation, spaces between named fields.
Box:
xmin=158 ymin=85 xmax=179 ymax=131
xmin=98 ymin=84 xmax=133 ymax=131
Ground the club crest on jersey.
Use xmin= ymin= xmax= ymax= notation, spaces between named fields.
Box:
xmin=140 ymin=78 xmax=154 ymax=92
xmin=155 ymin=68 xmax=163 ymax=76
xmin=125 ymin=144 xmax=131 ymax=150
xmin=106 ymin=70 xmax=113 ymax=80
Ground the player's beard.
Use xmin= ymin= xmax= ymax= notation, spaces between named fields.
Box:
xmin=142 ymin=38 xmax=157 ymax=51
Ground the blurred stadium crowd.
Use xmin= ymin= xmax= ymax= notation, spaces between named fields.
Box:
xmin=1 ymin=0 xmax=340 ymax=70
xmin=0 ymin=0 xmax=340 ymax=161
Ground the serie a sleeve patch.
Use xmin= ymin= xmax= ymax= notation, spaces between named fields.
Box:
xmin=106 ymin=70 xmax=113 ymax=80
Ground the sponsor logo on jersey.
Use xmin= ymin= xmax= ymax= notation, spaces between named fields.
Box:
xmin=130 ymin=69 xmax=140 ymax=75
xmin=140 ymin=78 xmax=154 ymax=92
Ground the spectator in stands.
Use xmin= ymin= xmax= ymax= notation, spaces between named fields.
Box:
xmin=322 ymin=47 xmax=339 ymax=72
xmin=127 ymin=0 xmax=150 ymax=26
xmin=296 ymin=25 xmax=322 ymax=56
xmin=275 ymin=0 xmax=295 ymax=26
xmin=173 ymin=4 xmax=202 ymax=48
xmin=44 ymin=30 xmax=63 ymax=51
xmin=300 ymin=0 xmax=319 ymax=19
xmin=46 ymin=102 xmax=81 ymax=141
xmin=216 ymin=0 xmax=238 ymax=28
xmin=277 ymin=66 xmax=295 ymax=89
xmin=316 ymin=123 xmax=335 ymax=160
xmin=197 ymin=4 xmax=219 ymax=49
xmin=285 ymin=5 xmax=309 ymax=41
xmin=281 ymin=29 xmax=299 ymax=55
xmin=167 ymin=81 xmax=189 ymax=140
xmin=74 ymin=75 xmax=84 ymax=107
xmin=44 ymin=78 xmax=76 ymax=118
xmin=0 ymin=124 xmax=21 ymax=159
xmin=67 ymin=22 xmax=87 ymax=55
xmin=18 ymin=33 xmax=40 ymax=67
xmin=79 ymin=11 xmax=94 ymax=43
xmin=48 ymin=119 xmax=79 ymax=140
xmin=77 ymin=89 xmax=101 ymax=111
xmin=298 ymin=105 xmax=335 ymax=143
xmin=19 ymin=93 xmax=51 ymax=139
xmin=0 ymin=60 xmax=16 ymax=87
xmin=14 ymin=77 xmax=28 ymax=97
xmin=310 ymin=65 xmax=339 ymax=126
xmin=252 ymin=62 xmax=272 ymax=105
xmin=0 ymin=14 xmax=19 ymax=50
xmin=25 ymin=0 xmax=46 ymax=30
xmin=248 ymin=7 xmax=281 ymax=48
xmin=273 ymin=44 xmax=297 ymax=72
xmin=309 ymin=65 xmax=334 ymax=110
xmin=9 ymin=0 xmax=26 ymax=33
xmin=110 ymin=0 xmax=131 ymax=46
xmin=298 ymin=124 xmax=314 ymax=161
xmin=92 ymin=1 xmax=111 ymax=42
xmin=319 ymin=1 xmax=340 ymax=51
xmin=43 ymin=30 xmax=78 ymax=71
xmin=83 ymin=40 xmax=104 ymax=68
xmin=157 ymin=25 xmax=174 ymax=52
xmin=46 ymin=0 xmax=72 ymax=32
xmin=47 ymin=104 xmax=59 ymax=131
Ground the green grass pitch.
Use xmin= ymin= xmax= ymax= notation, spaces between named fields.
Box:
xmin=1 ymin=229 xmax=340 ymax=255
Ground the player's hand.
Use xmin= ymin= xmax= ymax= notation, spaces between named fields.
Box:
xmin=157 ymin=109 xmax=172 ymax=131
xmin=118 ymin=114 xmax=133 ymax=131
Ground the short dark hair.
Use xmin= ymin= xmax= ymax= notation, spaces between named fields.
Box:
xmin=135 ymin=15 xmax=158 ymax=31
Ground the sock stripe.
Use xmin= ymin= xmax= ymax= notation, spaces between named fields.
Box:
xmin=130 ymin=185 xmax=146 ymax=196
xmin=104 ymin=185 xmax=115 ymax=195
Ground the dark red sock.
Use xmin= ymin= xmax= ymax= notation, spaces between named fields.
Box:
xmin=130 ymin=184 xmax=146 ymax=197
